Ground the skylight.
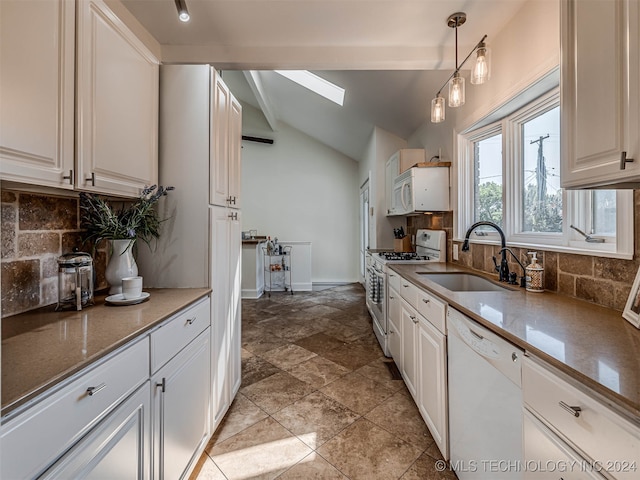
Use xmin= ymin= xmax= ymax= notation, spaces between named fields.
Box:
xmin=274 ymin=70 xmax=345 ymax=106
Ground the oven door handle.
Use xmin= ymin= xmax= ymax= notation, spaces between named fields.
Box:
xmin=370 ymin=268 xmax=385 ymax=280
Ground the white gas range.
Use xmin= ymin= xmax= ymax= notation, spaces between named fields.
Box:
xmin=366 ymin=229 xmax=447 ymax=356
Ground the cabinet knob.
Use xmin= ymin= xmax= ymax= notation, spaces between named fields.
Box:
xmin=422 ymin=298 xmax=430 ymax=304
xmin=62 ymin=169 xmax=73 ymax=185
xmin=86 ymin=383 xmax=106 ymax=396
xmin=403 ymin=284 xmax=409 ymax=288
xmin=558 ymin=400 xmax=581 ymax=418
xmin=186 ymin=317 xmax=196 ymax=325
xmin=620 ymin=151 xmax=634 ymax=170
xmin=389 ymin=296 xmax=395 ymax=300
xmin=85 ymin=172 xmax=95 ymax=186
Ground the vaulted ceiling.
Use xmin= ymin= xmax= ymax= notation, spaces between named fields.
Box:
xmin=122 ymin=0 xmax=529 ymax=159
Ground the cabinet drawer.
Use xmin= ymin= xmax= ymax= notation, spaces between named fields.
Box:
xmin=416 ymin=289 xmax=446 ymax=333
xmin=523 ymin=357 xmax=640 ymax=479
xmin=388 ymin=270 xmax=401 ymax=292
xmin=1 ymin=338 xmax=149 ymax=480
xmin=150 ymin=297 xmax=210 ymax=373
xmin=399 ymin=279 xmax=419 ymax=309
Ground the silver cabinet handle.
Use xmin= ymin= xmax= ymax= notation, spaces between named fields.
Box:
xmin=156 ymin=378 xmax=166 ymax=393
xmin=62 ymin=169 xmax=73 ymax=185
xmin=620 ymin=151 xmax=634 ymax=170
xmin=422 ymin=298 xmax=430 ymax=304
xmin=403 ymin=284 xmax=409 ymax=288
xmin=85 ymin=172 xmax=95 ymax=186
xmin=512 ymin=352 xmax=519 ymax=362
xmin=389 ymin=329 xmax=394 ymax=335
xmin=558 ymin=401 xmax=581 ymax=417
xmin=86 ymin=383 xmax=106 ymax=396
xmin=389 ymin=274 xmax=395 ymax=277
xmin=410 ymin=315 xmax=418 ymax=324
xmin=186 ymin=317 xmax=196 ymax=325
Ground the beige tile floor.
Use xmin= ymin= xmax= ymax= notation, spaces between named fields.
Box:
xmin=190 ymin=284 xmax=458 ymax=480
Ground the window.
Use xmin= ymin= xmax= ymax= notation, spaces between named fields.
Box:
xmin=521 ymin=106 xmax=561 ymax=233
xmin=457 ymin=88 xmax=633 ymax=259
xmin=474 ymin=132 xmax=503 ymax=227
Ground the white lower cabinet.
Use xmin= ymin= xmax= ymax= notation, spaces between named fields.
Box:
xmin=400 ymin=299 xmax=419 ymax=399
xmin=210 ymin=205 xmax=242 ymax=430
xmin=523 ymin=356 xmax=640 ymax=480
xmin=417 ymin=315 xmax=448 ymax=460
xmin=387 ymin=286 xmax=402 ymax=362
xmin=40 ymin=382 xmax=152 ymax=479
xmin=0 ymin=297 xmax=213 ymax=480
xmin=389 ymin=274 xmax=449 ymax=460
xmin=0 ymin=337 xmax=149 ymax=479
xmin=523 ymin=410 xmax=606 ymax=480
xmin=152 ymin=329 xmax=211 ymax=480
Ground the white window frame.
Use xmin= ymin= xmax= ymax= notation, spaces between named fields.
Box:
xmin=457 ymin=88 xmax=634 ymax=259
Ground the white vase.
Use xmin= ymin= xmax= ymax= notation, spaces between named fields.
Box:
xmin=105 ymin=239 xmax=138 ymax=295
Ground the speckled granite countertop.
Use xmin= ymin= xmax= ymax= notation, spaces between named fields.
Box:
xmin=390 ymin=263 xmax=640 ymax=421
xmin=1 ymin=288 xmax=211 ymax=417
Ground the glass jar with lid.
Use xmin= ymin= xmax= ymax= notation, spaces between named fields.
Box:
xmin=56 ymin=252 xmax=94 ymax=311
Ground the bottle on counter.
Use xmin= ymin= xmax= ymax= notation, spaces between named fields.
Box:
xmin=525 ymin=251 xmax=544 ymax=293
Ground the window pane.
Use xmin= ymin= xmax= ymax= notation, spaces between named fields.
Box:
xmin=522 ymin=106 xmax=562 ymax=232
xmin=593 ymin=190 xmax=616 ymax=235
xmin=474 ymin=133 xmax=503 ymax=227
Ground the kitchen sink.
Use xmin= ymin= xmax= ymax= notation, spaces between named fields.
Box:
xmin=417 ymin=272 xmax=509 ymax=292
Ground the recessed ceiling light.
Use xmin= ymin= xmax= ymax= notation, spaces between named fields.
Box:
xmin=274 ymin=70 xmax=345 ymax=106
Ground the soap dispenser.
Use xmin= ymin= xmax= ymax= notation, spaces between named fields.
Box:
xmin=525 ymin=252 xmax=544 ymax=293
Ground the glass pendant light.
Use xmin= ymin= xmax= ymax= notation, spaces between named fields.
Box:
xmin=448 ymin=72 xmax=465 ymax=107
xmin=431 ymin=95 xmax=445 ymax=123
xmin=471 ymin=43 xmax=490 ymax=85
xmin=429 ymin=12 xmax=490 ymax=123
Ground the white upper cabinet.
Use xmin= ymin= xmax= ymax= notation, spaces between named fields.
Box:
xmin=229 ymin=96 xmax=243 ymax=208
xmin=561 ymin=0 xmax=640 ymax=188
xmin=76 ymin=0 xmax=159 ymax=197
xmin=210 ymin=70 xmax=242 ymax=208
xmin=0 ymin=0 xmax=75 ymax=189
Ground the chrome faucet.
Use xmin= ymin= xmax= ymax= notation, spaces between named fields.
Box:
xmin=461 ymin=221 xmax=510 ymax=282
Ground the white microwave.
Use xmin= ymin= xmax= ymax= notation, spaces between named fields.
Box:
xmin=390 ymin=166 xmax=450 ymax=215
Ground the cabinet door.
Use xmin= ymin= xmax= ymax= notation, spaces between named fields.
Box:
xmin=400 ymin=300 xmax=418 ymax=399
xmin=40 ymin=382 xmax=151 ymax=480
xmin=388 ymin=287 xmax=402 ymax=363
xmin=210 ymin=205 xmax=231 ymax=428
xmin=561 ymin=0 xmax=640 ymax=188
xmin=417 ymin=317 xmax=448 ymax=460
xmin=228 ymin=95 xmax=243 ymax=209
xmin=153 ymin=330 xmax=210 ymax=480
xmin=0 ymin=0 xmax=75 ymax=189
xmin=210 ymin=70 xmax=231 ymax=207
xmin=76 ymin=0 xmax=159 ymax=197
xmin=523 ymin=410 xmax=607 ymax=480
xmin=228 ymin=209 xmax=242 ymax=398
xmin=385 ymin=153 xmax=399 ymax=215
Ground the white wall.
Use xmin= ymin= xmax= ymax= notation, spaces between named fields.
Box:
xmin=241 ymin=103 xmax=360 ymax=283
xmin=359 ymin=127 xmax=407 ymax=250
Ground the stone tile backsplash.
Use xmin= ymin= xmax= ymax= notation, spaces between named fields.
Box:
xmin=408 ymin=191 xmax=640 ymax=311
xmin=1 ymin=190 xmax=107 ymax=318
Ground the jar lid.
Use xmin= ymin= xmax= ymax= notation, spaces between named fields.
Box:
xmin=57 ymin=252 xmax=93 ymax=266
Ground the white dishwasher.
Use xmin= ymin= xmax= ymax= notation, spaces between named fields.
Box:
xmin=447 ymin=308 xmax=524 ymax=480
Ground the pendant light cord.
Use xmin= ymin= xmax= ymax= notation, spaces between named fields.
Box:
xmin=435 ymin=34 xmax=487 ymax=96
